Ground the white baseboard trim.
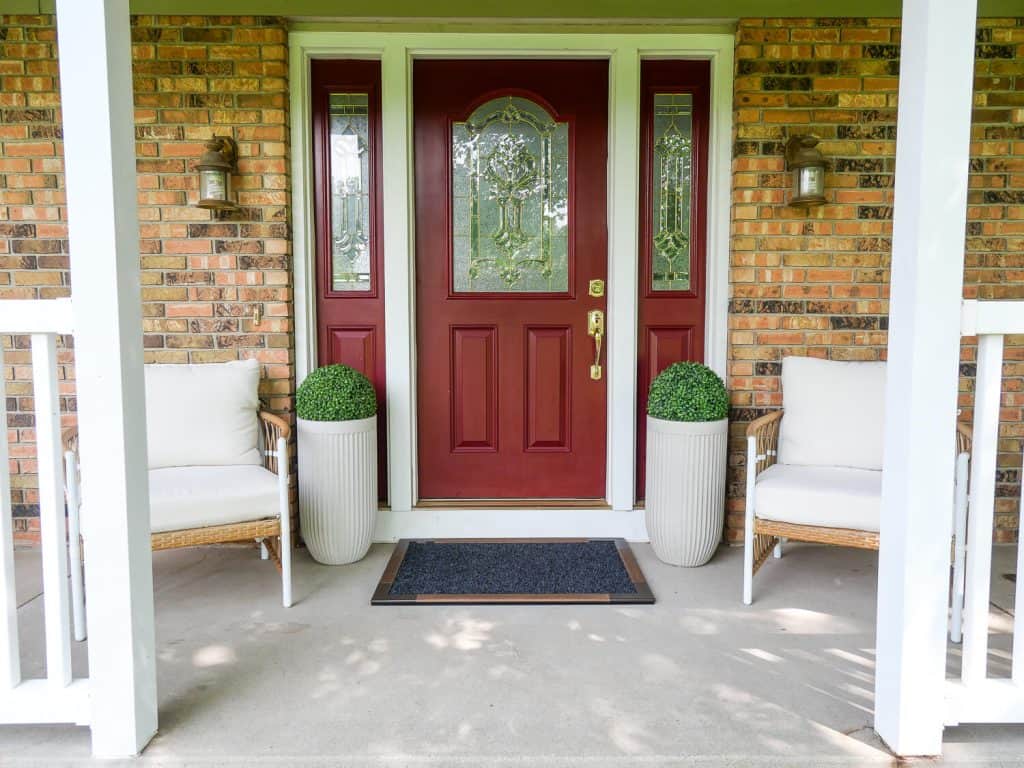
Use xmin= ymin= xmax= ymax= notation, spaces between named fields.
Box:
xmin=372 ymin=507 xmax=649 ymax=543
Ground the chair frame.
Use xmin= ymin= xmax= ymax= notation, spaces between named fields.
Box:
xmin=742 ymin=409 xmax=972 ymax=623
xmin=64 ymin=411 xmax=293 ymax=641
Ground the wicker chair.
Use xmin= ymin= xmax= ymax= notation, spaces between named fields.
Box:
xmin=742 ymin=357 xmax=972 ymax=632
xmin=64 ymin=360 xmax=293 ymax=641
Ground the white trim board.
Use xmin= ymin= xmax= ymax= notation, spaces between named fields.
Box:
xmin=375 ymin=508 xmax=649 ymax=542
xmin=289 ymin=29 xmax=735 ymax=538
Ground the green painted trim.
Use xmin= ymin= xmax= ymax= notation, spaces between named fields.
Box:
xmin=9 ymin=0 xmax=1018 ymax=19
xmin=287 ymin=21 xmax=737 ymax=35
xmin=140 ymin=1 xmax=1022 ymax=16
xmin=3 ymin=1 xmax=52 ymax=12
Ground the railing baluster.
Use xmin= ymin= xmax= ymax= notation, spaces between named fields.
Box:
xmin=950 ymin=451 xmax=970 ymax=644
xmin=64 ymin=450 xmax=85 ymax=643
xmin=0 ymin=346 xmax=21 ymax=690
xmin=1013 ymin=466 xmax=1024 ymax=683
xmin=961 ymin=333 xmax=1003 ymax=685
xmin=31 ymin=333 xmax=72 ymax=688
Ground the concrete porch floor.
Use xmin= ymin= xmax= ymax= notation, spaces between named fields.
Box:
xmin=3 ymin=541 xmax=1022 ymax=767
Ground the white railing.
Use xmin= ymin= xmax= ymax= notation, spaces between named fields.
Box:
xmin=0 ymin=298 xmax=89 ymax=725
xmin=946 ymin=299 xmax=1024 ymax=725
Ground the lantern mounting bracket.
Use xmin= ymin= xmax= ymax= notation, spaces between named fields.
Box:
xmin=207 ymin=135 xmax=237 ymax=168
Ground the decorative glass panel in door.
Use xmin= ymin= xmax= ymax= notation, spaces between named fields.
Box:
xmin=451 ymin=96 xmax=569 ymax=293
xmin=651 ymin=93 xmax=693 ymax=292
xmin=329 ymin=93 xmax=371 ymax=292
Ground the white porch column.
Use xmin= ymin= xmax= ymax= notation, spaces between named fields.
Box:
xmin=874 ymin=0 xmax=977 ymax=757
xmin=55 ymin=0 xmax=158 ymax=758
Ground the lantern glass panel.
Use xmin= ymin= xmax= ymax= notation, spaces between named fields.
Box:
xmin=795 ymin=165 xmax=824 ymax=200
xmin=200 ymin=168 xmax=228 ymax=204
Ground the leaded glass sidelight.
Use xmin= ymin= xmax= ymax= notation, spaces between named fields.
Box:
xmin=651 ymin=93 xmax=693 ymax=292
xmin=329 ymin=93 xmax=371 ymax=292
xmin=452 ymin=96 xmax=569 ymax=293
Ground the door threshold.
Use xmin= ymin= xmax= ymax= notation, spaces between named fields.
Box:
xmin=375 ymin=506 xmax=646 ymax=541
xmin=416 ymin=499 xmax=611 ymax=510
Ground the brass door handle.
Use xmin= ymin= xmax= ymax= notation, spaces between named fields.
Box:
xmin=588 ymin=309 xmax=604 ymax=380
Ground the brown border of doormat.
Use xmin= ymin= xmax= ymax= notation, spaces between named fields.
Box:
xmin=371 ymin=538 xmax=655 ymax=605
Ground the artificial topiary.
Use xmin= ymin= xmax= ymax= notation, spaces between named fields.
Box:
xmin=647 ymin=362 xmax=729 ymax=422
xmin=296 ymin=364 xmax=377 ymax=421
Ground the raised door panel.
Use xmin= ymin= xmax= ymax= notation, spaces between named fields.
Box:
xmin=647 ymin=327 xmax=694 ymax=387
xmin=525 ymin=326 xmax=571 ymax=452
xmin=450 ymin=326 xmax=498 ymax=452
xmin=328 ymin=326 xmax=376 ymax=380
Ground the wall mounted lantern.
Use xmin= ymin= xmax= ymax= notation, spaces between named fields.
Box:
xmin=785 ymin=134 xmax=826 ymax=208
xmin=195 ymin=135 xmax=238 ymax=212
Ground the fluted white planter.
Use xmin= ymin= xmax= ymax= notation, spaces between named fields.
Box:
xmin=297 ymin=415 xmax=376 ymax=565
xmin=645 ymin=416 xmax=728 ymax=567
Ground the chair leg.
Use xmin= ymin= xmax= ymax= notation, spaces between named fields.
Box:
xmin=64 ymin=450 xmax=86 ymax=642
xmin=281 ymin=532 xmax=292 ymax=609
xmin=258 ymin=538 xmax=269 ymax=560
xmin=277 ymin=436 xmax=292 ymax=608
xmin=773 ymin=538 xmax=784 ymax=559
xmin=743 ymin=437 xmax=757 ymax=605
xmin=743 ymin=524 xmax=755 ymax=605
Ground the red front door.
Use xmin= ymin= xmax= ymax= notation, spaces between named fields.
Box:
xmin=415 ymin=60 xmax=608 ymax=500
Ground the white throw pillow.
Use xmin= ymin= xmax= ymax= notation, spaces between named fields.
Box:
xmin=778 ymin=356 xmax=886 ymax=470
xmin=144 ymin=359 xmax=262 ymax=469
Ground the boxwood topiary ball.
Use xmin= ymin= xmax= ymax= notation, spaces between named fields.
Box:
xmin=647 ymin=362 xmax=729 ymax=423
xmin=296 ymin=364 xmax=377 ymax=422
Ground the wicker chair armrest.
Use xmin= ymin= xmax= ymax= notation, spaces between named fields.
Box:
xmin=956 ymin=421 xmax=972 ymax=455
xmin=62 ymin=426 xmax=79 ymax=455
xmin=259 ymin=411 xmax=291 ymax=441
xmin=745 ymin=409 xmax=783 ymax=439
xmin=746 ymin=409 xmax=783 ymax=477
xmin=258 ymin=411 xmax=291 ymax=475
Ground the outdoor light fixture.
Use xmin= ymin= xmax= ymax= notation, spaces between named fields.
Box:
xmin=195 ymin=135 xmax=238 ymax=212
xmin=785 ymin=134 xmax=826 ymax=208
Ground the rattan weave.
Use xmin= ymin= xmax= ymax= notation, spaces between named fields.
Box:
xmin=151 ymin=518 xmax=282 ymax=551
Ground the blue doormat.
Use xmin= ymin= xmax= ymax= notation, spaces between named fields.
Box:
xmin=372 ymin=539 xmax=654 ymax=605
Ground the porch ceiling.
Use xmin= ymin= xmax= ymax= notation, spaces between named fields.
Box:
xmin=12 ymin=0 xmax=1024 ymax=19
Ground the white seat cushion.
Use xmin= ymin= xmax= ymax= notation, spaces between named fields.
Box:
xmin=754 ymin=463 xmax=882 ymax=533
xmin=148 ymin=465 xmax=280 ymax=534
xmin=778 ymin=356 xmax=886 ymax=470
xmin=145 ymin=359 xmax=262 ymax=469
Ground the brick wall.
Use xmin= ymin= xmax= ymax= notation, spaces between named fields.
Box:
xmin=728 ymin=17 xmax=1024 ymax=543
xmin=0 ymin=14 xmax=293 ymax=544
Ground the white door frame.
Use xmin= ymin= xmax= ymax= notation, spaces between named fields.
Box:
xmin=289 ymin=29 xmax=734 ymax=541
